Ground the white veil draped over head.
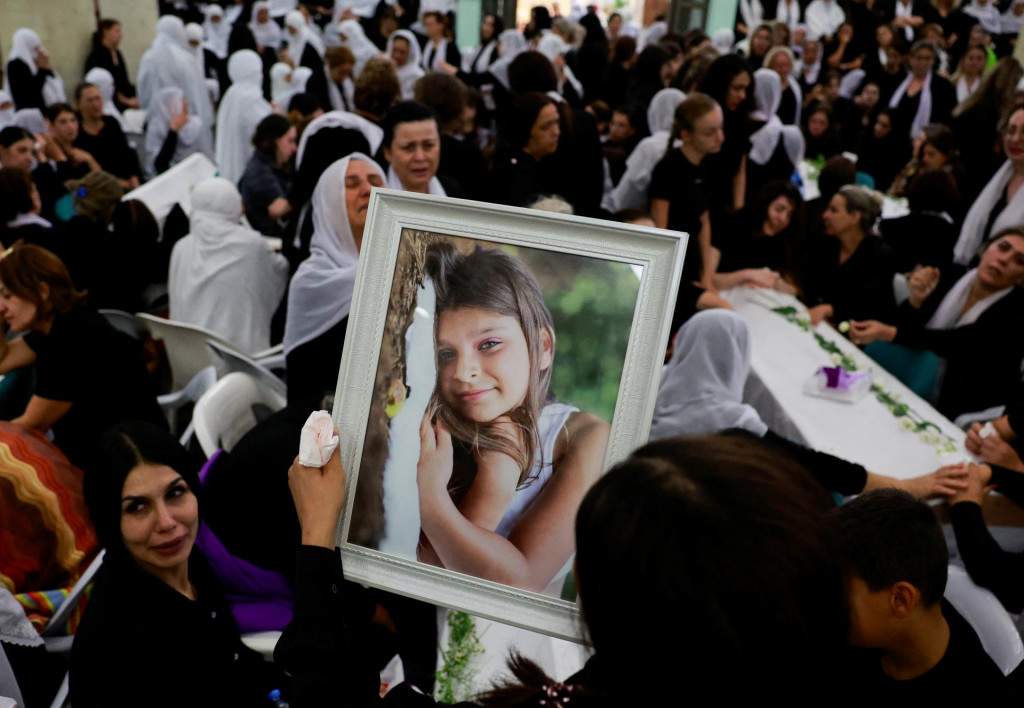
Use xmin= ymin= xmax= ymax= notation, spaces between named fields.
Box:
xmin=649 ymin=310 xmax=768 ymax=440
xmin=216 ymin=49 xmax=273 ymax=184
xmin=284 ymin=153 xmax=386 ymax=353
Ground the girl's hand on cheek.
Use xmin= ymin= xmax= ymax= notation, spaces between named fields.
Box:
xmin=418 ymin=414 xmax=454 ymax=498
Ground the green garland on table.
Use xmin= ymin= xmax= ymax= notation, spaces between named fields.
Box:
xmin=768 ymin=306 xmax=957 ymax=454
xmin=435 ymin=611 xmax=484 ymax=703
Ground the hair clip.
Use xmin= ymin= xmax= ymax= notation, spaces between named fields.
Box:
xmin=0 ymin=247 xmax=12 ymax=260
xmin=537 ymin=682 xmax=575 ymax=705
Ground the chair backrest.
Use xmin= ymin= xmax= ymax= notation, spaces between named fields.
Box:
xmin=98 ymin=309 xmax=149 ymax=340
xmin=207 ymin=340 xmax=287 ymax=399
xmin=192 ymin=372 xmax=287 ymax=457
xmin=945 ymin=564 xmax=1024 ymax=676
xmin=121 ymin=152 xmax=217 ymax=230
xmin=136 ymin=314 xmax=239 ymax=392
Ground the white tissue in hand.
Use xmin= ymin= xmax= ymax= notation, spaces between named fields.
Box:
xmin=299 ymin=410 xmax=339 ymax=467
xmin=979 ymin=422 xmax=997 ymax=439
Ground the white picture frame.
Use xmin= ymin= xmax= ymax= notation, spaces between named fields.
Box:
xmin=332 ymin=189 xmax=686 ymax=640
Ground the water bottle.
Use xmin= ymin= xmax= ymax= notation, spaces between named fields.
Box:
xmin=268 ymin=688 xmax=290 ymax=708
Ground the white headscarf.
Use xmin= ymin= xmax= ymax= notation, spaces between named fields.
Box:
xmin=337 ymin=20 xmax=379 ymax=77
xmin=888 ymin=68 xmax=933 ymax=139
xmin=296 ymin=110 xmax=384 ymax=167
xmin=464 ymin=37 xmax=499 ymax=74
xmin=387 ymin=30 xmax=425 ymax=100
xmin=776 ymin=0 xmax=802 ymax=30
xmin=285 ymin=10 xmax=324 ymax=67
xmin=84 ymin=68 xmax=126 ymax=130
xmin=954 ymin=160 xmax=1024 ymax=264
xmin=185 ymin=22 xmax=208 ymax=77
xmin=4 ymin=29 xmax=65 ymax=107
xmin=926 ymin=268 xmax=1015 ymax=330
xmin=324 ymin=68 xmax=355 ymax=112
xmin=139 ymin=15 xmax=214 ymax=138
xmin=490 ymin=30 xmax=529 ymax=90
xmin=639 ymin=20 xmax=667 ymax=49
xmin=270 ymin=62 xmax=294 ymax=106
xmin=0 ymin=91 xmax=14 ymax=129
xmin=216 ymin=50 xmax=273 ymax=185
xmin=739 ymin=0 xmax=765 ymax=29
xmin=203 ymin=4 xmax=232 ymax=59
xmin=13 ymin=108 xmax=47 ymax=135
xmin=145 ymin=86 xmax=204 ymax=175
xmin=604 ymin=88 xmax=686 ymax=213
xmin=963 ymin=0 xmax=1003 ymax=34
xmin=797 ymin=41 xmax=822 ymax=85
xmin=284 ymin=153 xmax=386 ymax=353
xmin=1002 ymin=0 xmax=1024 ymax=34
xmin=536 ymin=33 xmax=584 ymax=98
xmin=711 ymin=28 xmax=735 ymax=54
xmin=169 ymin=177 xmax=289 ymax=353
xmin=249 ymin=1 xmax=283 ymax=50
xmin=292 ymin=66 xmax=314 ymax=93
xmin=8 ymin=29 xmax=40 ymax=75
xmin=648 ymin=310 xmax=768 ymax=440
xmin=804 ymin=0 xmax=845 ymax=40
xmin=385 ymin=165 xmax=446 ymax=195
xmin=749 ymin=69 xmax=804 ymax=166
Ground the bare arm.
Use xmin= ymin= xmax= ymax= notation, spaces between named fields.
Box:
xmin=697 ymin=210 xmax=714 ymax=290
xmin=12 ymin=396 xmax=72 ymax=432
xmin=418 ymin=413 xmax=609 ymax=592
xmin=650 ymin=198 xmax=669 ymax=229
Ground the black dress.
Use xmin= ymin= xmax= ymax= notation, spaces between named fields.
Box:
xmin=892 ymin=286 xmax=1024 ymax=419
xmin=70 ymin=551 xmax=281 ymax=708
xmin=73 ymin=116 xmax=142 ymax=181
xmin=84 ymin=46 xmax=137 ymax=112
xmin=21 ymin=308 xmax=167 ymax=469
xmin=800 ymin=234 xmax=897 ymax=325
xmin=648 ymin=148 xmax=710 ymax=285
xmin=5 ymin=58 xmax=53 ymax=111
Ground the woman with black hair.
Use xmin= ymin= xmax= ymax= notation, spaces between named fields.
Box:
xmin=463 ymin=13 xmax=504 ymax=76
xmin=716 ymin=180 xmax=805 ymax=293
xmin=802 ymin=103 xmax=843 ymax=160
xmin=70 ymin=421 xmax=283 ymax=707
xmin=239 ymin=113 xmax=297 ymax=238
xmin=488 ymin=92 xmax=564 ymax=208
xmin=627 ymin=44 xmax=672 ymax=107
xmin=84 ymin=19 xmax=139 ymax=111
xmin=697 ymin=54 xmax=754 ymax=215
xmin=855 ymin=108 xmax=912 ymax=191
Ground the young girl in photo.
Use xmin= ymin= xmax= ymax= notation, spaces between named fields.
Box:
xmin=416 ymin=241 xmax=609 ymax=595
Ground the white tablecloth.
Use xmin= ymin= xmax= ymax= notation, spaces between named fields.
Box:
xmin=721 ymin=287 xmax=969 ymax=479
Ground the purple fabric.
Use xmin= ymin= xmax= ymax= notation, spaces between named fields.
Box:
xmin=195 ymin=449 xmax=293 ymax=633
xmin=195 ymin=521 xmax=294 ymax=633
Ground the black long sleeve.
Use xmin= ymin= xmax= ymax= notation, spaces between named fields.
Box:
xmin=948 ymin=466 xmax=1024 ymax=613
xmin=274 ymin=546 xmax=386 ymax=708
xmin=6 ymin=59 xmax=53 ymax=111
xmin=759 ymin=429 xmax=869 ymax=495
xmin=154 ymin=130 xmax=179 ymax=175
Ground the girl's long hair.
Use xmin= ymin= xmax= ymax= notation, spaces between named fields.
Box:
xmin=425 ymin=241 xmax=555 ymax=495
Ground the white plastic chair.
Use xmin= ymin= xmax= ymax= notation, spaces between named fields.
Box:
xmin=98 ymin=309 xmax=149 ymax=340
xmin=945 ymin=564 xmax=1024 ymax=676
xmin=192 ymin=372 xmax=287 ymax=457
xmin=207 ymin=340 xmax=287 ymax=398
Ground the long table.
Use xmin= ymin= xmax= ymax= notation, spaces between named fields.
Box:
xmin=721 ymin=286 xmax=1024 ymax=527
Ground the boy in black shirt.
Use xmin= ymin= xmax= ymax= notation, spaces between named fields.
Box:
xmin=827 ymin=489 xmax=1008 ymax=701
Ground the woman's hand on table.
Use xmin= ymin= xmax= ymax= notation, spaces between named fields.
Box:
xmin=891 ymin=465 xmax=969 ymax=499
xmin=741 ymin=268 xmax=780 ymax=289
xmin=288 ymin=434 xmax=347 ymax=549
xmin=848 ymin=319 xmax=896 ymax=345
xmin=946 ymin=463 xmax=995 ymax=506
xmin=807 ymin=304 xmax=833 ymax=326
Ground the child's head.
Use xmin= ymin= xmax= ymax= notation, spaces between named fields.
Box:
xmin=425 ymin=241 xmax=555 ymax=486
xmin=827 ymin=489 xmax=948 ymax=648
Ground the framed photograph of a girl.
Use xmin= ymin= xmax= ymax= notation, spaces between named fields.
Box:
xmin=334 ymin=190 xmax=685 ymax=639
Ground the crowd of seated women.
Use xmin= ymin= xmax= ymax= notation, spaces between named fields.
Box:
xmin=5 ymin=0 xmax=1024 ymax=703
